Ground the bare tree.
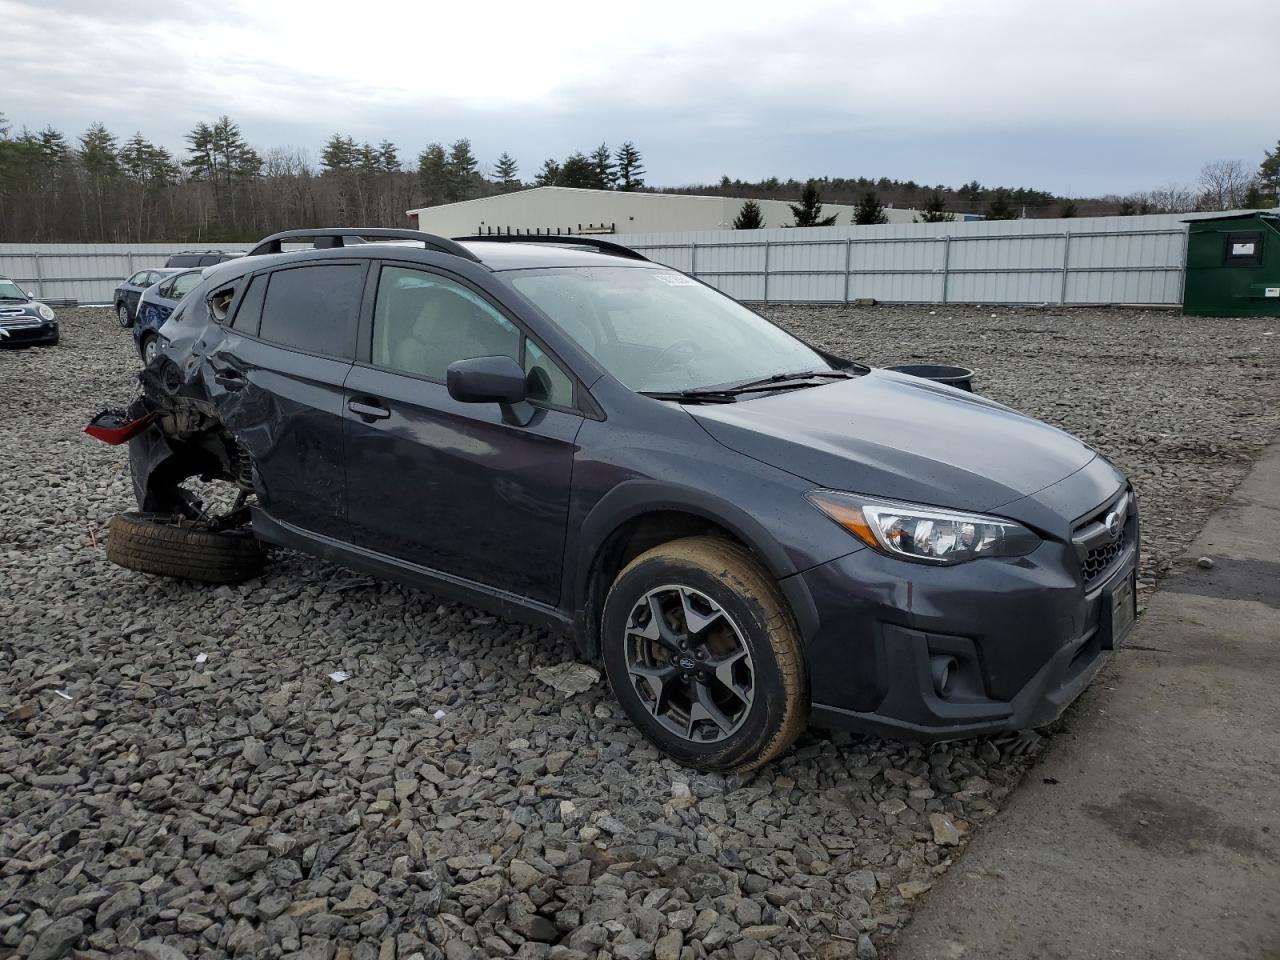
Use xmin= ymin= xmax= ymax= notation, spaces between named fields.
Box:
xmin=1198 ymin=160 xmax=1251 ymax=211
xmin=1140 ymin=183 xmax=1198 ymax=214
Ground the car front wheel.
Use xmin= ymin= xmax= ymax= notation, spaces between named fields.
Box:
xmin=601 ymin=536 xmax=807 ymax=772
xmin=141 ymin=335 xmax=159 ymax=365
xmin=117 ymin=303 xmax=132 ymax=328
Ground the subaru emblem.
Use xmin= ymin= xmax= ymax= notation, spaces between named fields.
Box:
xmin=679 ymin=657 xmax=696 ymax=670
xmin=1105 ymin=511 xmax=1121 ymax=539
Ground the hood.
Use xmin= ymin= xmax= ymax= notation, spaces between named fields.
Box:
xmin=690 ymin=369 xmax=1096 ymax=513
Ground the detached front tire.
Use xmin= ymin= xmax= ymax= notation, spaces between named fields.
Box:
xmin=602 ymin=536 xmax=807 ymax=773
xmin=106 ymin=511 xmax=265 ymax=584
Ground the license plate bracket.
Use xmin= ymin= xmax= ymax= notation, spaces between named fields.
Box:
xmin=1100 ymin=570 xmax=1136 ymax=649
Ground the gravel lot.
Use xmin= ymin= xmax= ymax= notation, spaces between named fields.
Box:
xmin=2 ymin=305 xmax=1277 ymax=960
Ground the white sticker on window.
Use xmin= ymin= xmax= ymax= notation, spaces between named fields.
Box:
xmin=1232 ymin=242 xmax=1256 ymax=256
xmin=1265 ymin=287 xmax=1280 ymax=298
xmin=653 ymin=273 xmax=699 ymax=286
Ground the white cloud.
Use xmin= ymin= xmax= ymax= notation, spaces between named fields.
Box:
xmin=3 ymin=0 xmax=1277 ymax=193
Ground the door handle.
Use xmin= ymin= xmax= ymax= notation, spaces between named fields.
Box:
xmin=213 ymin=367 xmax=245 ymax=391
xmin=348 ymin=398 xmax=391 ymax=421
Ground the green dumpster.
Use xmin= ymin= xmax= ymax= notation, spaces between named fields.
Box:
xmin=1183 ymin=212 xmax=1280 ymax=317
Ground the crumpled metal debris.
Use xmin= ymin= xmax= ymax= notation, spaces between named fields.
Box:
xmin=531 ymin=662 xmax=601 ymax=698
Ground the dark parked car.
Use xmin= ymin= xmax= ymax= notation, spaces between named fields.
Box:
xmin=113 ymin=267 xmax=182 ymax=327
xmin=133 ymin=269 xmax=204 ymax=362
xmin=87 ymin=228 xmax=1139 ymax=772
xmin=0 ymin=276 xmax=58 ymax=346
xmin=164 ymin=250 xmax=242 ymax=268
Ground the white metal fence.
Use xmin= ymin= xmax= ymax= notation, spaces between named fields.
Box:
xmin=612 ymin=212 xmax=1202 ymax=305
xmin=0 ymin=243 xmax=218 ymax=306
xmin=0 ymin=211 xmax=1221 ymax=307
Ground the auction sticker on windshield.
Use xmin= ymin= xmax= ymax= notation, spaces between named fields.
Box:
xmin=654 ymin=273 xmax=699 ymax=286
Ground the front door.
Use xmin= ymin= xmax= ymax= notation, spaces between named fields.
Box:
xmin=343 ymin=264 xmax=582 ymax=605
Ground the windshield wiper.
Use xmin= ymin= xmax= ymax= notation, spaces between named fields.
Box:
xmin=639 ymin=389 xmax=739 ymax=404
xmin=715 ymin=368 xmax=860 ymax=393
xmin=641 ymin=375 xmax=854 ymax=404
xmin=0 ymin=296 xmax=27 ymax=302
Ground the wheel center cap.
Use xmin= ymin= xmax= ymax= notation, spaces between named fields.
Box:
xmin=678 ymin=656 xmax=696 ymax=670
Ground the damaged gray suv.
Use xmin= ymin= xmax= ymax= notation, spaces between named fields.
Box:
xmin=87 ymin=228 xmax=1139 ymax=772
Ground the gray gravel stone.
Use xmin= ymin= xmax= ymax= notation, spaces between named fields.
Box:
xmin=1 ymin=305 xmax=1276 ymax=960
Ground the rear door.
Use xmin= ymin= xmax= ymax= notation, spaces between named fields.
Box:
xmin=205 ymin=261 xmax=365 ymax=539
xmin=342 ymin=263 xmax=583 ymax=604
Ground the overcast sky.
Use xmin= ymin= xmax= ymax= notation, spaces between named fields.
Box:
xmin=5 ymin=0 xmax=1278 ymax=196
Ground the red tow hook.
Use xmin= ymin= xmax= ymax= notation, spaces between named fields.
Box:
xmin=84 ymin=409 xmax=157 ymax=446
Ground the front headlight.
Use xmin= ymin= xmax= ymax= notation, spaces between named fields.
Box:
xmin=37 ymin=304 xmax=55 ymax=321
xmin=806 ymin=490 xmax=1041 ymax=564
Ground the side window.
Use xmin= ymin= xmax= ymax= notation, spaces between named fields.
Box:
xmin=231 ymin=275 xmax=267 ymax=336
xmin=524 ymin=338 xmax=574 ymax=407
xmin=171 ymin=272 xmax=203 ymax=299
xmin=372 ymin=267 xmax=520 ymax=381
xmin=259 ymin=263 xmax=362 ymax=358
xmin=128 ymin=271 xmax=147 ymax=285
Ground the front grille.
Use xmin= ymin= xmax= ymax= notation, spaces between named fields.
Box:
xmin=1082 ymin=527 xmax=1130 ymax=586
xmin=1073 ymin=489 xmax=1135 ymax=588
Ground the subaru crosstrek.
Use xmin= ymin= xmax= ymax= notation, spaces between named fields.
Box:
xmin=86 ymin=228 xmax=1139 ymax=772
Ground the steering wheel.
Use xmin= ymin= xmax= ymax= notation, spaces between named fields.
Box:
xmin=655 ymin=339 xmax=700 ymax=371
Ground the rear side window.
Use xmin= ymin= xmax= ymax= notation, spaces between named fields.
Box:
xmin=232 ymin=275 xmax=266 ymax=336
xmin=166 ymin=255 xmax=197 ymax=267
xmin=259 ymin=264 xmax=363 ymax=358
xmin=171 ymin=272 xmax=203 ymax=298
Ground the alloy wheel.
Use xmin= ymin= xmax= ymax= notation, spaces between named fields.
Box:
xmin=623 ymin=584 xmax=755 ymax=743
xmin=118 ymin=305 xmax=130 ymax=327
xmin=143 ymin=338 xmax=159 ymax=364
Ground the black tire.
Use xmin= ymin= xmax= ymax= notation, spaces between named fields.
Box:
xmin=117 ymin=303 xmax=132 ymax=328
xmin=106 ymin=511 xmax=265 ymax=584
xmin=601 ymin=536 xmax=807 ymax=773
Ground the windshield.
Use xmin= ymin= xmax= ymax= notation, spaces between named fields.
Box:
xmin=0 ymin=279 xmax=31 ymax=301
xmin=505 ymin=266 xmax=830 ymax=393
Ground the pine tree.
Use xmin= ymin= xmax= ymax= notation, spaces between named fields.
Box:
xmin=1258 ymin=140 xmax=1280 ymax=202
xmin=914 ymin=190 xmax=953 ymax=223
xmin=558 ymin=152 xmax=596 ymax=189
xmin=79 ymin=122 xmax=120 ymax=178
xmin=1058 ymin=200 xmax=1078 ymax=218
xmin=853 ymin=191 xmax=889 ymax=225
xmin=446 ymin=138 xmax=479 ymax=200
xmin=732 ymin=199 xmax=765 ymax=229
xmin=377 ymin=140 xmax=400 ymax=173
xmin=590 ymin=143 xmax=616 ymax=189
xmin=1117 ymin=199 xmax=1137 ymax=216
xmin=983 ymin=189 xmax=1018 ymax=220
xmin=534 ymin=159 xmax=560 ymax=187
xmin=321 ymin=133 xmax=358 ymax=172
xmin=416 ymin=143 xmax=448 ymax=203
xmin=789 ymin=182 xmax=837 ymax=227
xmin=494 ymin=152 xmax=520 ymax=191
xmin=615 ymin=142 xmax=644 ymax=191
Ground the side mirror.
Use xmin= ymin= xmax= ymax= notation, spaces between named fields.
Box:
xmin=446 ymin=355 xmax=536 ymax=425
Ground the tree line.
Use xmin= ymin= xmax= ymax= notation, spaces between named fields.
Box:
xmin=716 ymin=147 xmax=1280 ymax=228
xmin=1 ymin=108 xmax=1277 ymax=242
xmin=0 ymin=112 xmax=648 ymax=242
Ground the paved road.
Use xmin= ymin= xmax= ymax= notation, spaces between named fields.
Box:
xmin=893 ymin=441 xmax=1280 ymax=960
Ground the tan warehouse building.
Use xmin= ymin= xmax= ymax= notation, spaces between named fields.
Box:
xmin=407 ymin=186 xmax=950 ymax=237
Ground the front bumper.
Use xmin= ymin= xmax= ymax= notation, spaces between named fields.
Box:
xmin=787 ymin=494 xmax=1139 ymax=739
xmin=0 ymin=321 xmax=58 ymax=346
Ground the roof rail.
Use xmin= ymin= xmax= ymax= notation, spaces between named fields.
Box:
xmin=452 ymin=234 xmax=649 ymax=262
xmin=246 ymin=228 xmax=482 ymax=262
